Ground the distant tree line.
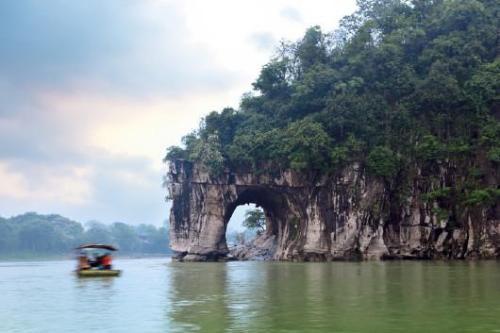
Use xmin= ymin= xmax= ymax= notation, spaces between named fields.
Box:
xmin=0 ymin=212 xmax=170 ymax=257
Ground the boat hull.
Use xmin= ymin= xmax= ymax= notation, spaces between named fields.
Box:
xmin=77 ymin=269 xmax=121 ymax=277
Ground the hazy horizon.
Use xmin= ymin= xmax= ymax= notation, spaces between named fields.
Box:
xmin=0 ymin=204 xmax=254 ymax=233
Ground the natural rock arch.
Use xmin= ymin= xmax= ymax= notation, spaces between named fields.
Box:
xmin=224 ymin=187 xmax=285 ymax=237
xmin=167 ymin=159 xmax=499 ymax=261
xmin=167 ymin=159 xmax=381 ymax=261
xmin=167 ymin=160 xmax=330 ymax=261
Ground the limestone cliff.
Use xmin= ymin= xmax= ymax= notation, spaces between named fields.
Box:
xmin=167 ymin=159 xmax=499 ymax=261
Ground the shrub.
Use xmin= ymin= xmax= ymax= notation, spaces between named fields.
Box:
xmin=366 ymin=146 xmax=399 ymax=178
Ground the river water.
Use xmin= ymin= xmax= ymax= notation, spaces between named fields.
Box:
xmin=0 ymin=258 xmax=499 ymax=332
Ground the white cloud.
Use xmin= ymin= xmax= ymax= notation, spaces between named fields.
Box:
xmin=0 ymin=0 xmax=357 ymax=225
xmin=281 ymin=6 xmax=303 ymax=22
xmin=0 ymin=0 xmax=238 ymax=98
xmin=249 ymin=33 xmax=278 ymax=51
xmin=0 ymin=162 xmax=91 ymax=205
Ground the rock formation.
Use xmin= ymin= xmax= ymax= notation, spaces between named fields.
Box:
xmin=167 ymin=159 xmax=499 ymax=261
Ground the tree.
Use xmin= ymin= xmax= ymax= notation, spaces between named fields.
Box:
xmin=17 ymin=222 xmax=61 ymax=253
xmin=163 ymin=0 xmax=498 ymax=210
xmin=416 ymin=135 xmax=445 ymax=162
xmin=0 ymin=219 xmax=14 ymax=253
xmin=296 ymin=26 xmax=328 ymax=71
xmin=243 ymin=209 xmax=266 ymax=235
xmin=0 ymin=213 xmax=171 ymax=257
xmin=203 ymin=108 xmax=244 ymax=148
xmin=366 ymin=146 xmax=400 ymax=178
xmin=164 ymin=146 xmax=187 ymax=162
xmin=282 ymin=119 xmax=332 ymax=171
xmin=110 ymin=222 xmax=140 ymax=253
xmin=83 ymin=221 xmax=114 ymax=245
xmin=253 ymin=59 xmax=293 ymax=99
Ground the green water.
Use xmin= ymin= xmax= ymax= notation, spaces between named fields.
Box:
xmin=0 ymin=258 xmax=499 ymax=332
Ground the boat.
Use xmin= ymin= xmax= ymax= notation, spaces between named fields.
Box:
xmin=77 ymin=269 xmax=121 ymax=277
xmin=75 ymin=243 xmax=121 ymax=277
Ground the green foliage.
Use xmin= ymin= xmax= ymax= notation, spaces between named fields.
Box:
xmin=164 ymin=146 xmax=187 ymax=162
xmin=416 ymin=135 xmax=445 ymax=161
xmin=189 ymin=133 xmax=225 ymax=176
xmin=331 ymin=146 xmax=349 ymax=169
xmin=164 ymin=0 xmax=499 ymax=186
xmin=0 ymin=213 xmax=170 ymax=257
xmin=464 ymin=188 xmax=500 ymax=207
xmin=487 ymin=147 xmax=500 ymax=163
xmin=423 ymin=187 xmax=451 ymax=202
xmin=479 ymin=121 xmax=500 ymax=146
xmin=366 ymin=146 xmax=399 ymax=178
xmin=296 ymin=26 xmax=328 ymax=70
xmin=467 ymin=59 xmax=500 ymax=109
xmin=282 ymin=119 xmax=332 ymax=171
xmin=243 ymin=209 xmax=266 ymax=234
xmin=253 ymin=60 xmax=293 ymax=99
xmin=432 ymin=207 xmax=450 ymax=223
xmin=446 ymin=140 xmax=471 ymax=157
xmin=227 ymin=128 xmax=285 ymax=170
xmin=110 ymin=222 xmax=140 ymax=253
xmin=479 ymin=120 xmax=500 ymax=163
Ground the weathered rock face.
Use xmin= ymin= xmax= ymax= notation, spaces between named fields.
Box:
xmin=167 ymin=159 xmax=499 ymax=261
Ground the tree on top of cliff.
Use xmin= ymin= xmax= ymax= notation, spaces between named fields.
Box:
xmin=164 ymin=0 xmax=499 ymax=192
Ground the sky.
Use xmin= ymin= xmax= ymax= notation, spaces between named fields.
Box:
xmin=0 ymin=0 xmax=357 ymax=226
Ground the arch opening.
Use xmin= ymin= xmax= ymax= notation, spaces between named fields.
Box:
xmin=222 ymin=187 xmax=287 ymax=258
xmin=225 ymin=203 xmax=263 ymax=247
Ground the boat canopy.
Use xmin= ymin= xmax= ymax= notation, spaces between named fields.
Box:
xmin=76 ymin=244 xmax=118 ymax=251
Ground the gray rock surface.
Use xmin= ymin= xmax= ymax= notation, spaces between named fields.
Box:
xmin=167 ymin=160 xmax=499 ymax=261
xmin=230 ymin=234 xmax=278 ymax=261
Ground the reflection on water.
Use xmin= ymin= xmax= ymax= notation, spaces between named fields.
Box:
xmin=167 ymin=263 xmax=229 ymax=332
xmin=167 ymin=261 xmax=500 ymax=333
xmin=76 ymin=276 xmax=116 ymax=289
xmin=0 ymin=258 xmax=499 ymax=333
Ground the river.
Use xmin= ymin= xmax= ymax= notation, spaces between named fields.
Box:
xmin=0 ymin=258 xmax=499 ymax=332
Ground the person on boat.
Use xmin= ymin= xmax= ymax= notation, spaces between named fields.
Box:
xmin=88 ymin=253 xmax=100 ymax=268
xmin=75 ymin=244 xmax=118 ymax=275
xmin=100 ymin=253 xmax=112 ymax=270
xmin=77 ymin=254 xmax=91 ymax=270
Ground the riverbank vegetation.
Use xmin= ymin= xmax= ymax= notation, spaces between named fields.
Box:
xmin=0 ymin=212 xmax=170 ymax=258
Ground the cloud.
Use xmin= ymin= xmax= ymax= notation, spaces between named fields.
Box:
xmin=280 ymin=6 xmax=302 ymax=22
xmin=0 ymin=0 xmax=241 ymax=224
xmin=0 ymin=0 xmax=358 ymax=225
xmin=0 ymin=0 xmax=239 ymax=98
xmin=0 ymin=87 xmax=238 ymax=225
xmin=0 ymin=161 xmax=91 ymax=205
xmin=80 ymin=151 xmax=167 ymax=224
xmin=0 ymin=150 xmax=167 ymax=224
xmin=248 ymin=33 xmax=277 ymax=51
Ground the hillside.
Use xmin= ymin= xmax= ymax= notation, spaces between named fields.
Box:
xmin=166 ymin=0 xmax=498 ymax=219
xmin=164 ymin=0 xmax=499 ymax=261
